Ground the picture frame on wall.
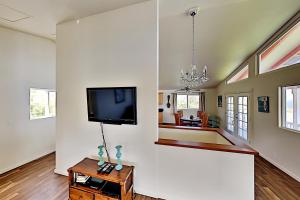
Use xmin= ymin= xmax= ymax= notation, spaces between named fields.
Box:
xmin=218 ymin=95 xmax=223 ymax=107
xmin=258 ymin=96 xmax=270 ymax=113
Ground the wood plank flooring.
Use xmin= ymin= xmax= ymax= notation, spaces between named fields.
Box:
xmin=255 ymin=156 xmax=300 ymax=200
xmin=0 ymin=153 xmax=299 ymax=200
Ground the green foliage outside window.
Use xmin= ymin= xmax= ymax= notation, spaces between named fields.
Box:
xmin=30 ymin=89 xmax=56 ymax=120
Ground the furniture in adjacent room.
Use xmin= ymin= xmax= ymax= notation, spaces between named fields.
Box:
xmin=197 ymin=111 xmax=208 ymax=127
xmin=174 ymin=113 xmax=182 ymax=126
xmin=197 ymin=111 xmax=204 ymax=119
xmin=180 ymin=117 xmax=201 ymax=126
xmin=174 ymin=110 xmax=187 ymax=126
xmin=201 ymin=113 xmax=209 ymax=127
xmin=208 ymin=116 xmax=220 ymax=128
xmin=177 ymin=110 xmax=183 ymax=118
xmin=158 ymin=108 xmax=164 ymax=124
xmin=68 ymin=158 xmax=134 ymax=200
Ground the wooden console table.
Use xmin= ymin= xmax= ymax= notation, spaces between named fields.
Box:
xmin=68 ymin=158 xmax=134 ymax=200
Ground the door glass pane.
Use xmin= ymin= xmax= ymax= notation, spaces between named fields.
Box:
xmin=237 ymin=96 xmax=248 ymax=140
xmin=226 ymin=96 xmax=234 ymax=132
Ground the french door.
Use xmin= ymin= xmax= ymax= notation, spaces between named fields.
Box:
xmin=226 ymin=94 xmax=249 ymax=141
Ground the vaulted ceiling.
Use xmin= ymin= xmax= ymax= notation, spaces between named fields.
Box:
xmin=159 ymin=0 xmax=300 ymax=89
xmin=0 ymin=0 xmax=148 ymax=39
xmin=0 ymin=0 xmax=299 ymax=90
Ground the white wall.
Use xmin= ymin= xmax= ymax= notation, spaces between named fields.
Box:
xmin=157 ymin=145 xmax=254 ymax=200
xmin=159 ymin=90 xmax=175 ymax=123
xmin=0 ymin=27 xmax=56 ymax=174
xmin=217 ymin=56 xmax=300 ymax=181
xmin=55 ymin=1 xmax=255 ymax=199
xmin=55 ymin=1 xmax=158 ymax=197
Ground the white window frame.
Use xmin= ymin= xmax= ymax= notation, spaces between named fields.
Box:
xmin=279 ymin=85 xmax=300 ymax=133
xmin=30 ymin=88 xmax=56 ymax=120
xmin=258 ymin=18 xmax=300 ymax=75
xmin=226 ymin=64 xmax=249 ymax=84
xmin=176 ymin=93 xmax=199 ymax=110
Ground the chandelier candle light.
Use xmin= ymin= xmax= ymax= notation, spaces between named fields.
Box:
xmin=180 ymin=7 xmax=208 ymax=91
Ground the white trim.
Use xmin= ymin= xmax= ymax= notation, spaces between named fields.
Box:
xmin=226 ymin=64 xmax=249 ymax=84
xmin=54 ymin=168 xmax=68 ymax=176
xmin=279 ymin=126 xmax=300 ymax=134
xmin=259 ymin=153 xmax=300 ymax=182
xmin=278 ymin=87 xmax=282 ymax=127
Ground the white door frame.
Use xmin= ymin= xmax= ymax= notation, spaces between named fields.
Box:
xmin=225 ymin=92 xmax=252 ymax=142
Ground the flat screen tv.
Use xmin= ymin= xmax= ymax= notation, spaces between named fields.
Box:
xmin=86 ymin=87 xmax=137 ymax=125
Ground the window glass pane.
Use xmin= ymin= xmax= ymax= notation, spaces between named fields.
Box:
xmin=243 ymin=97 xmax=248 ymax=105
xmin=49 ymin=92 xmax=56 ymax=117
xmin=177 ymin=95 xmax=187 ymax=109
xmin=286 ymin=89 xmax=294 ymax=123
xmin=259 ymin=21 xmax=300 ymax=74
xmin=30 ymin=88 xmax=56 ymax=120
xmin=239 ymin=97 xmax=243 ymax=104
xmin=188 ymin=95 xmax=199 ymax=109
xmin=227 ymin=65 xmax=249 ymax=84
xmin=30 ymin=89 xmax=48 ymax=119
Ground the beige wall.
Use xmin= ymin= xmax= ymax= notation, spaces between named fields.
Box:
xmin=0 ymin=26 xmax=56 ymax=174
xmin=158 ymin=89 xmax=217 ymax=124
xmin=216 ymin=55 xmax=300 ymax=181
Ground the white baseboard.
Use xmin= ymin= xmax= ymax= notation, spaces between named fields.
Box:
xmin=54 ymin=168 xmax=68 ymax=176
xmin=259 ymin=153 xmax=300 ymax=182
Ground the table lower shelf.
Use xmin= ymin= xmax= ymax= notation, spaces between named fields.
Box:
xmin=70 ymin=186 xmax=119 ymax=200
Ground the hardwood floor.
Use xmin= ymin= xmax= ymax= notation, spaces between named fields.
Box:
xmin=0 ymin=153 xmax=299 ymax=200
xmin=0 ymin=153 xmax=68 ymax=200
xmin=255 ymin=156 xmax=300 ymax=200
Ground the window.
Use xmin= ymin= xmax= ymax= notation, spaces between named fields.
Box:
xmin=30 ymin=88 xmax=56 ymax=120
xmin=259 ymin=21 xmax=300 ymax=74
xmin=227 ymin=64 xmax=249 ymax=84
xmin=176 ymin=94 xmax=199 ymax=109
xmin=279 ymin=85 xmax=300 ymax=132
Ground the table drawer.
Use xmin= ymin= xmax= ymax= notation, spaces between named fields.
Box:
xmin=95 ymin=193 xmax=118 ymax=200
xmin=70 ymin=188 xmax=94 ymax=200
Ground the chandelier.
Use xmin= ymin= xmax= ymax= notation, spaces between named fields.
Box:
xmin=180 ymin=8 xmax=208 ymax=91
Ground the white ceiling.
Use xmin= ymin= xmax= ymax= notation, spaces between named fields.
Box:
xmin=0 ymin=0 xmax=148 ymax=40
xmin=159 ymin=0 xmax=300 ymax=89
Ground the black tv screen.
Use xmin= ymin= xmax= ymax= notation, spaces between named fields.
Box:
xmin=86 ymin=87 xmax=137 ymax=125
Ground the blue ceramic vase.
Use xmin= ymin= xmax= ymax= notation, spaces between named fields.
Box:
xmin=115 ymin=145 xmax=123 ymax=171
xmin=98 ymin=145 xmax=105 ymax=166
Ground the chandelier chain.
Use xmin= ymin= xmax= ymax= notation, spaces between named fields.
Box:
xmin=192 ymin=13 xmax=195 ymax=66
xmin=179 ymin=8 xmax=209 ymax=92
